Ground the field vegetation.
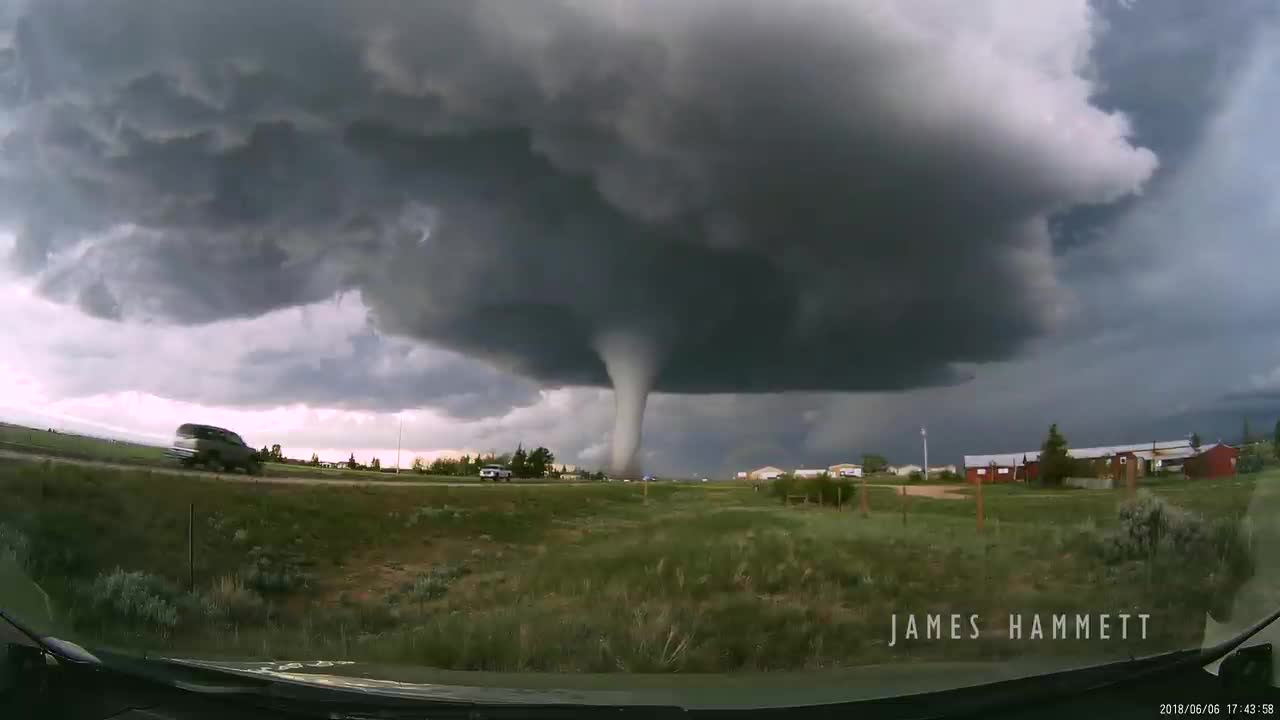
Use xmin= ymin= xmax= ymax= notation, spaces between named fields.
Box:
xmin=2 ymin=454 xmax=1275 ymax=673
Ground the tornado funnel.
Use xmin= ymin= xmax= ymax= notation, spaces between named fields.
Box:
xmin=594 ymin=330 xmax=660 ymax=477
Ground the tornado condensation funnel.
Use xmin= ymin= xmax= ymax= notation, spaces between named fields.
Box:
xmin=594 ymin=330 xmax=659 ymax=477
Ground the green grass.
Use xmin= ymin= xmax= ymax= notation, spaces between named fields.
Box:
xmin=0 ymin=457 xmax=1274 ymax=673
xmin=0 ymin=421 xmax=576 ymax=483
xmin=0 ymin=422 xmax=169 ymax=464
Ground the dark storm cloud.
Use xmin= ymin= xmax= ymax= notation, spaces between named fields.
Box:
xmin=231 ymin=330 xmax=543 ymax=419
xmin=1 ymin=0 xmax=1156 ymax=398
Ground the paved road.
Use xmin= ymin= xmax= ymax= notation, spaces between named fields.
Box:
xmin=0 ymin=448 xmax=580 ymax=488
xmin=867 ymin=483 xmax=969 ymax=500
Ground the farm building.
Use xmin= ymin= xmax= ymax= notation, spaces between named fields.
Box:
xmin=827 ymin=463 xmax=864 ymax=477
xmin=1186 ymin=443 xmax=1239 ymax=478
xmin=890 ymin=464 xmax=922 ymax=476
xmin=748 ymin=466 xmax=785 ymax=481
xmin=927 ymin=464 xmax=958 ymax=476
xmin=794 ymin=468 xmax=828 ymax=478
xmin=963 ymin=440 xmax=1239 ymax=484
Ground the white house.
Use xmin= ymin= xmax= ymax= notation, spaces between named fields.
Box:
xmin=749 ymin=466 xmax=786 ymax=480
xmin=828 ymin=463 xmax=864 ymax=478
xmin=794 ymin=468 xmax=827 ymax=478
xmin=891 ymin=464 xmax=923 ymax=476
xmin=927 ymin=464 xmax=957 ymax=475
xmin=736 ymin=471 xmax=749 ymax=480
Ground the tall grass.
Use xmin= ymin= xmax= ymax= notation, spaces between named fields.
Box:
xmin=0 ymin=457 xmax=1271 ymax=672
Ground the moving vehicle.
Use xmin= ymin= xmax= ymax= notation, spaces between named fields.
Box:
xmin=478 ymin=464 xmax=512 ymax=481
xmin=165 ymin=423 xmax=262 ymax=474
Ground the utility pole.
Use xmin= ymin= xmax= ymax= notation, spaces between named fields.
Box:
xmin=921 ymin=426 xmax=929 ymax=480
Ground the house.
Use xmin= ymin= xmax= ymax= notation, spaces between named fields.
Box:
xmin=963 ymin=439 xmax=1237 ymax=484
xmin=794 ymin=468 xmax=827 ymax=478
xmin=828 ymin=463 xmax=864 ymax=478
xmin=927 ymin=464 xmax=958 ymax=476
xmin=736 ymin=471 xmax=749 ymax=480
xmin=748 ymin=466 xmax=785 ymax=481
xmin=890 ymin=464 xmax=922 ymax=476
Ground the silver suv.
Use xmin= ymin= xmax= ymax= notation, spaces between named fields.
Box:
xmin=166 ymin=423 xmax=262 ymax=474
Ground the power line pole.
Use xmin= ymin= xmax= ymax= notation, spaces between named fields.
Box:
xmin=396 ymin=418 xmax=402 ymax=474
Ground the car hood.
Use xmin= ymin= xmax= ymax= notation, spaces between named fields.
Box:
xmin=161 ymin=656 xmax=1119 ymax=710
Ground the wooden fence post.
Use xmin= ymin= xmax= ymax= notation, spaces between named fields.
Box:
xmin=900 ymin=485 xmax=907 ymax=526
xmin=977 ymin=463 xmax=990 ymax=533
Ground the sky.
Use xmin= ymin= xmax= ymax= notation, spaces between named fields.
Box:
xmin=3 ymin=0 xmax=1280 ymax=475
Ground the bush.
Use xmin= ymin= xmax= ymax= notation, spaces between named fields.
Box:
xmin=201 ymin=575 xmax=270 ymax=626
xmin=1238 ymin=444 xmax=1267 ymax=474
xmin=405 ymin=564 xmax=469 ymax=603
xmin=79 ymin=568 xmax=182 ymax=630
xmin=768 ymin=474 xmax=854 ymax=505
xmin=241 ymin=547 xmax=313 ymax=594
xmin=907 ymin=471 xmax=923 ymax=484
xmin=1100 ymin=494 xmax=1252 ymax=569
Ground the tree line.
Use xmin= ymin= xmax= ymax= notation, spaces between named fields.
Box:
xmin=412 ymin=443 xmax=564 ymax=478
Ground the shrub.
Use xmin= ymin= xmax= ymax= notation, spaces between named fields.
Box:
xmin=1099 ymin=494 xmax=1253 ymax=571
xmin=241 ymin=547 xmax=312 ymax=594
xmin=768 ymin=474 xmax=853 ymax=505
xmin=1238 ymin=444 xmax=1267 ymax=474
xmin=79 ymin=568 xmax=181 ymax=630
xmin=907 ymin=471 xmax=923 ymax=484
xmin=201 ymin=575 xmax=270 ymax=626
xmin=406 ymin=564 xmax=469 ymax=603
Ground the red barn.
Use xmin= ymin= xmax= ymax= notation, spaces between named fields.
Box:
xmin=1187 ymin=443 xmax=1238 ymax=479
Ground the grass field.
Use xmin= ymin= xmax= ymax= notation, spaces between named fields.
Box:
xmin=2 ymin=453 xmax=1276 ymax=674
xmin=0 ymin=422 xmax=170 ymax=464
xmin=0 ymin=422 xmax=487 ymax=483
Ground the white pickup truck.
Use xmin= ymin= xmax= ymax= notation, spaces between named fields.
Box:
xmin=479 ymin=464 xmax=513 ymax=481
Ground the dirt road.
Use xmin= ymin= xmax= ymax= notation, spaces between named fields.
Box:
xmin=867 ymin=483 xmax=969 ymax=500
xmin=0 ymin=448 xmax=578 ymax=488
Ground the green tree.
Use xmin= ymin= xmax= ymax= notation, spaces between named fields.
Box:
xmin=309 ymin=452 xmax=319 ymax=466
xmin=861 ymin=453 xmax=888 ymax=473
xmin=510 ymin=444 xmax=529 ymax=478
xmin=1273 ymin=420 xmax=1280 ymax=459
xmin=1038 ymin=424 xmax=1071 ymax=487
xmin=270 ymin=444 xmax=283 ymax=461
xmin=412 ymin=457 xmax=425 ymax=474
xmin=1190 ymin=433 xmax=1202 ymax=452
xmin=260 ymin=446 xmax=270 ymax=461
xmin=1243 ymin=416 xmax=1253 ymax=445
xmin=525 ymin=446 xmax=555 ymax=478
xmin=347 ymin=453 xmax=358 ymax=470
xmin=370 ymin=457 xmax=381 ymax=470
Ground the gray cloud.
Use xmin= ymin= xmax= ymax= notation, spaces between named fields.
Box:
xmin=1052 ymin=0 xmax=1279 ymax=252
xmin=0 ymin=1 xmax=1154 ymax=400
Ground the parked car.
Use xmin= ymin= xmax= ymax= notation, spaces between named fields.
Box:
xmin=166 ymin=423 xmax=262 ymax=474
xmin=479 ymin=464 xmax=513 ymax=481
